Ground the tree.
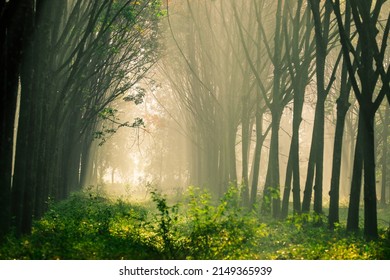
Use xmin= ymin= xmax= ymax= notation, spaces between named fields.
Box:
xmin=328 ymin=2 xmax=353 ymax=229
xmin=330 ymin=0 xmax=389 ymax=239
xmin=0 ymin=0 xmax=34 ymax=239
xmin=379 ymin=103 xmax=389 ymax=206
xmin=163 ymin=0 xmax=260 ymax=198
xmin=281 ymin=0 xmax=316 ymax=218
xmin=302 ymin=0 xmax=340 ymax=215
xmin=259 ymin=0 xmax=293 ymax=218
xmin=5 ymin=0 xmax=162 ymax=236
xmin=234 ymin=0 xmax=294 ymax=217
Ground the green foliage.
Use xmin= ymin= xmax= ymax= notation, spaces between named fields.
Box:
xmin=123 ymin=87 xmax=145 ymax=104
xmin=94 ymin=105 xmax=145 ymax=145
xmin=149 ymin=189 xmax=181 ymax=259
xmin=266 ymin=215 xmax=387 ymax=260
xmin=0 ymin=192 xmax=160 ymax=259
xmin=181 ymin=185 xmax=257 ymax=259
xmin=0 ymin=187 xmax=389 ymax=260
xmin=261 ymin=186 xmax=280 ymax=215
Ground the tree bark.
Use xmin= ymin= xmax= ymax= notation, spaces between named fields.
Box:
xmin=250 ymin=104 xmax=265 ymax=208
xmin=263 ymin=108 xmax=282 ymax=218
xmin=328 ymin=96 xmax=350 ymax=228
xmin=241 ymin=94 xmax=250 ymax=207
xmin=380 ymin=104 xmax=389 ymax=206
xmin=0 ymin=0 xmax=33 ymax=238
xmin=347 ymin=113 xmax=364 ymax=232
xmin=328 ymin=2 xmax=351 ymax=229
xmin=362 ymin=108 xmax=378 ymax=239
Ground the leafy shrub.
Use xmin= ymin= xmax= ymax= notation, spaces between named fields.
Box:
xmin=0 ymin=192 xmax=161 ymax=259
xmin=1 ymin=187 xmax=389 ymax=260
xmin=149 ymin=189 xmax=182 ymax=259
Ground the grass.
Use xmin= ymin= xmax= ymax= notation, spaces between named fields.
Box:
xmin=0 ymin=186 xmax=389 ymax=260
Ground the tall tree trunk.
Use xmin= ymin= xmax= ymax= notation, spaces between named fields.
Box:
xmin=11 ymin=55 xmax=34 ymax=235
xmin=0 ymin=0 xmax=33 ymax=238
xmin=303 ymin=0 xmax=332 ymax=215
xmin=281 ymin=1 xmax=312 ymax=218
xmin=313 ymin=96 xmax=326 ymax=215
xmin=362 ymin=107 xmax=378 ymax=239
xmin=250 ymin=103 xmax=265 ymax=208
xmin=347 ymin=113 xmax=364 ymax=232
xmin=261 ymin=0 xmax=286 ymax=219
xmin=241 ymin=95 xmax=250 ymax=207
xmin=281 ymin=148 xmax=293 ymax=218
xmin=80 ymin=133 xmax=95 ymax=187
xmin=328 ymin=2 xmax=352 ymax=229
xmin=328 ymin=96 xmax=351 ymax=228
xmin=291 ymin=128 xmax=302 ymax=215
xmin=263 ymin=108 xmax=281 ymax=218
xmin=281 ymin=108 xmax=303 ymax=218
xmin=380 ymin=104 xmax=389 ymax=206
xmin=302 ymin=108 xmax=319 ymax=212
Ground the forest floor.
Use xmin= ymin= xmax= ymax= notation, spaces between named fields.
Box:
xmin=0 ymin=186 xmax=389 ymax=260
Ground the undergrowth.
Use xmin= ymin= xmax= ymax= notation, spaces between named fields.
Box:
xmin=0 ymin=186 xmax=389 ymax=260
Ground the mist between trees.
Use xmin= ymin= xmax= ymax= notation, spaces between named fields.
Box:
xmin=0 ymin=0 xmax=389 ymax=242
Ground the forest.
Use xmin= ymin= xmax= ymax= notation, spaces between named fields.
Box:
xmin=0 ymin=0 xmax=389 ymax=260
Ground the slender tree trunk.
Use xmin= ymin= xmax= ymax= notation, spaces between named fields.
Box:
xmin=0 ymin=0 xmax=33 ymax=238
xmin=263 ymin=108 xmax=281 ymax=218
xmin=250 ymin=104 xmax=264 ymax=208
xmin=362 ymin=108 xmax=378 ymax=239
xmin=281 ymin=148 xmax=293 ymax=218
xmin=11 ymin=60 xmax=34 ymax=235
xmin=328 ymin=96 xmax=350 ymax=228
xmin=291 ymin=129 xmax=302 ymax=214
xmin=291 ymin=90 xmax=305 ymax=217
xmin=313 ymin=96 xmax=325 ymax=214
xmin=80 ymin=133 xmax=95 ymax=187
xmin=328 ymin=3 xmax=352 ymax=229
xmin=282 ymin=84 xmax=305 ymax=218
xmin=302 ymin=109 xmax=318 ymax=212
xmin=347 ymin=113 xmax=364 ymax=232
xmin=328 ymin=38 xmax=351 ymax=228
xmin=281 ymin=0 xmax=311 ymax=218
xmin=262 ymin=0 xmax=285 ymax=218
xmin=303 ymin=0 xmax=332 ymax=215
xmin=380 ymin=104 xmax=389 ymax=206
xmin=281 ymin=109 xmax=303 ymax=218
xmin=228 ymin=127 xmax=238 ymax=184
xmin=241 ymin=95 xmax=250 ymax=207
xmin=11 ymin=1 xmax=39 ymax=232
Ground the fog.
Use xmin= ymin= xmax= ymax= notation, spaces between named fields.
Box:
xmin=2 ymin=0 xmax=389 ymax=243
xmin=89 ymin=0 xmax=387 ymax=208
